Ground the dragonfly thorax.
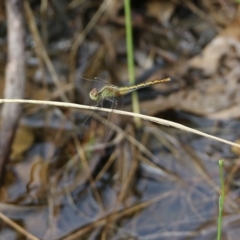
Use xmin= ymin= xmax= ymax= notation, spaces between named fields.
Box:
xmin=89 ymin=88 xmax=100 ymax=101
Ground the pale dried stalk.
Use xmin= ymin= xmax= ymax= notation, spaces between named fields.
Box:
xmin=0 ymin=99 xmax=240 ymax=149
xmin=0 ymin=0 xmax=26 ymax=182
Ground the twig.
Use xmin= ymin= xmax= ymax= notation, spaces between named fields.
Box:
xmin=24 ymin=0 xmax=68 ymax=102
xmin=0 ymin=212 xmax=39 ymax=240
xmin=62 ymin=190 xmax=174 ymax=239
xmin=73 ymin=135 xmax=104 ymax=209
xmin=68 ymin=0 xmax=110 ymax=82
xmin=0 ymin=99 xmax=240 ymax=149
xmin=0 ymin=0 xmax=26 ymax=183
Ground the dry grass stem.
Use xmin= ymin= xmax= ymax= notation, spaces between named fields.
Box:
xmin=24 ymin=1 xmax=68 ymax=102
xmin=1 ymin=99 xmax=239 ymax=148
xmin=0 ymin=212 xmax=39 ymax=240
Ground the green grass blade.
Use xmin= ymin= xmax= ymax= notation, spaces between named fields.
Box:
xmin=217 ymin=159 xmax=224 ymax=240
xmin=124 ymin=0 xmax=141 ymax=126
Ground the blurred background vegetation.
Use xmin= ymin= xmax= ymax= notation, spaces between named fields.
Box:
xmin=0 ymin=0 xmax=240 ymax=239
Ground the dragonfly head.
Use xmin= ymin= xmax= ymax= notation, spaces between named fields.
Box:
xmin=89 ymin=88 xmax=100 ymax=101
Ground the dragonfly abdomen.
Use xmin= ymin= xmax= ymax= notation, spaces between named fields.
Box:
xmin=118 ymin=78 xmax=170 ymax=95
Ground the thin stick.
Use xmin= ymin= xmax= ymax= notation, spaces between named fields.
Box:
xmin=68 ymin=0 xmax=110 ymax=82
xmin=0 ymin=99 xmax=240 ymax=149
xmin=24 ymin=1 xmax=68 ymax=102
xmin=0 ymin=212 xmax=39 ymax=240
xmin=0 ymin=0 xmax=26 ymax=182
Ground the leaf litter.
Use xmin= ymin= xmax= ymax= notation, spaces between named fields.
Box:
xmin=0 ymin=1 xmax=240 ymax=239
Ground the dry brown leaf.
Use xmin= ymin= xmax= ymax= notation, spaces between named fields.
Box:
xmin=232 ymin=139 xmax=240 ymax=156
xmin=25 ymin=80 xmax=49 ymax=100
xmin=11 ymin=126 xmax=35 ymax=161
xmin=189 ymin=18 xmax=240 ymax=75
xmin=15 ymin=154 xmax=49 ymax=199
xmin=0 ymin=75 xmax=5 ymax=99
xmin=146 ymin=0 xmax=175 ymax=24
xmin=28 ymin=156 xmax=49 ymax=188
xmin=140 ymin=74 xmax=240 ymax=118
xmin=105 ymin=0 xmax=123 ymax=19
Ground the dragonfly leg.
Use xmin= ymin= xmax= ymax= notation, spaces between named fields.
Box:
xmin=82 ymin=99 xmax=103 ymax=126
xmin=105 ymin=98 xmax=117 ymax=109
xmin=101 ymin=98 xmax=118 ymax=139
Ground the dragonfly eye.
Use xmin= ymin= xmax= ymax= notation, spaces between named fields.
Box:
xmin=89 ymin=88 xmax=99 ymax=101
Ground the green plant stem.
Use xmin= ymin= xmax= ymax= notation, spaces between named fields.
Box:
xmin=217 ymin=159 xmax=224 ymax=240
xmin=124 ymin=0 xmax=141 ymax=127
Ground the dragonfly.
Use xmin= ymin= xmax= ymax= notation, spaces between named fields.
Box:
xmin=89 ymin=77 xmax=171 ymax=107
xmin=82 ymin=77 xmax=171 ymax=127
